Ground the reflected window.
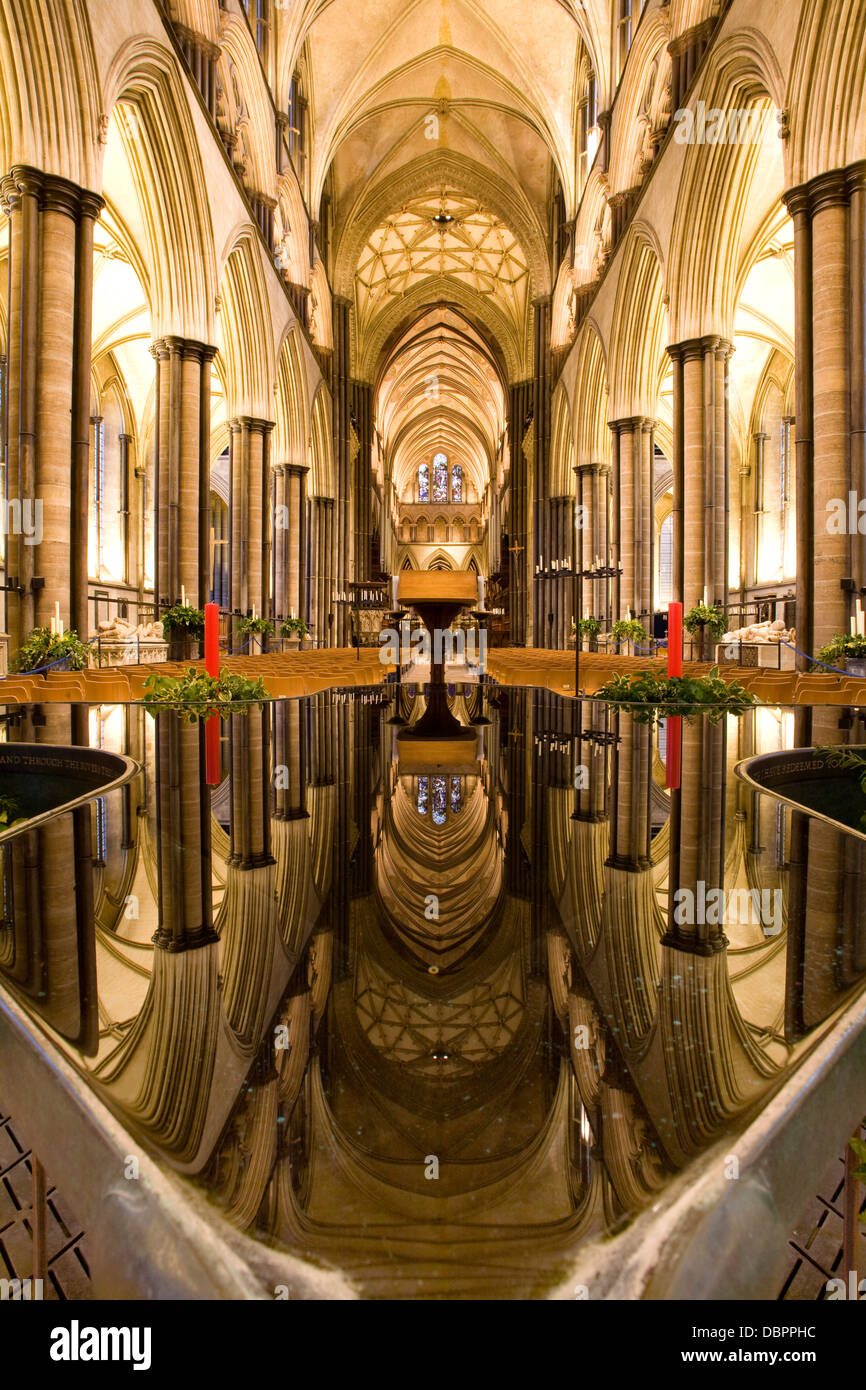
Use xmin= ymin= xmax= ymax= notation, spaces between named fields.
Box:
xmin=432 ymin=453 xmax=448 ymax=503
xmin=432 ymin=776 xmax=447 ymax=825
xmin=418 ymin=464 xmax=429 ymax=502
xmin=450 ymin=776 xmax=462 ymax=814
xmin=417 ymin=776 xmax=428 ymax=815
xmin=451 ymin=464 xmax=463 ymax=503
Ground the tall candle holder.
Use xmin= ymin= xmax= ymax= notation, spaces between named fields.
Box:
xmin=573 ymin=560 xmax=623 ymax=695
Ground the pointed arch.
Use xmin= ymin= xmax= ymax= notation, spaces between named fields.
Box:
xmin=787 ymin=2 xmax=866 ymax=184
xmin=102 ymin=36 xmax=218 ymax=341
xmin=275 ymin=326 xmax=309 ymax=468
xmin=608 ymin=224 xmax=668 ymax=420
xmin=571 ymin=318 xmax=610 ymax=472
xmin=549 ymin=384 xmax=576 ymax=497
xmin=0 ymin=0 xmax=101 ymax=190
xmin=218 ymin=227 xmax=274 ymax=417
xmin=310 ymin=382 xmax=334 ymax=498
xmin=668 ymin=31 xmax=786 ymax=340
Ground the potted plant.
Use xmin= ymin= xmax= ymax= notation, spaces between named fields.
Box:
xmin=816 ymin=632 xmax=866 ymax=677
xmin=279 ymin=617 xmax=310 ymax=651
xmin=577 ymin=616 xmax=603 ymax=651
xmin=610 ymin=617 xmax=649 ymax=651
xmin=596 ymin=666 xmax=757 ymax=725
xmin=14 ymin=627 xmax=90 ymax=674
xmin=684 ymin=602 xmax=727 ymax=662
xmin=237 ymin=615 xmax=275 ymax=653
xmin=161 ymin=602 xmax=205 ymax=662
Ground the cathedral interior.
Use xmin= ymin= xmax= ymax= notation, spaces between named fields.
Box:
xmin=0 ymin=0 xmax=865 ymax=1306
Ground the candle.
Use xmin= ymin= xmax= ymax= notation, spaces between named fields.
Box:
xmin=626 ymin=606 xmax=631 ymax=621
xmin=290 ymin=607 xmax=295 ymax=619
xmin=392 ymin=575 xmax=399 ymax=607
xmin=584 ymin=605 xmax=589 ymax=620
xmin=50 ymin=617 xmax=56 ymax=636
xmin=702 ymin=586 xmax=708 ymax=606
xmin=58 ymin=619 xmax=64 ymax=637
xmin=252 ymin=603 xmax=257 ymax=620
xmin=181 ymin=584 xmax=186 ymax=607
xmin=54 ymin=601 xmax=60 ymax=625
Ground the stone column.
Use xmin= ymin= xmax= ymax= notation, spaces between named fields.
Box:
xmin=152 ymin=714 xmax=218 ymax=951
xmin=782 ymin=161 xmax=866 ymax=667
xmin=273 ymin=700 xmax=306 ymax=821
xmin=151 ymin=337 xmax=217 ymax=610
xmin=1 ymin=166 xmax=103 ymax=647
xmin=351 ymin=379 xmax=374 ymax=586
xmin=663 ymin=718 xmax=727 ymax=954
xmin=228 ymin=416 xmax=274 ymax=638
xmin=228 ymin=707 xmax=274 ymax=869
xmin=608 ymin=715 xmax=652 ymax=869
xmin=532 ymin=297 xmax=552 ymax=644
xmin=667 ymin=337 xmax=731 ymax=615
xmin=508 ymin=379 xmax=534 ymax=645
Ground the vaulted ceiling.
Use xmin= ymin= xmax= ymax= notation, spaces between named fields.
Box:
xmin=375 ymin=306 xmax=506 ymax=504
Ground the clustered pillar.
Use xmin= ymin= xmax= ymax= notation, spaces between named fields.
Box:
xmin=667 ymin=336 xmax=730 ymax=614
xmin=1 ymin=165 xmax=103 ymax=646
xmin=228 ymin=416 xmax=274 ymax=641
xmin=610 ymin=416 xmax=654 ymax=622
xmin=783 ymin=160 xmax=866 ymax=669
xmin=273 ymin=462 xmax=308 ymax=622
xmin=151 ymin=337 xmax=217 ymax=610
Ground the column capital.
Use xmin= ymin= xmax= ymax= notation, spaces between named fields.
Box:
xmin=232 ymin=415 xmax=275 ymax=435
xmin=173 ymin=22 xmax=221 ymax=60
xmin=667 ymin=15 xmax=716 ymax=58
xmin=667 ymin=334 xmax=732 ymax=363
xmin=608 ymin=414 xmax=652 ymax=433
xmin=784 ymin=160 xmax=866 ymax=218
xmin=151 ymin=335 xmax=217 ymax=362
xmin=1 ymin=165 xmax=104 ymax=221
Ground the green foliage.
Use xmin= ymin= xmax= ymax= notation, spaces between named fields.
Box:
xmin=14 ymin=627 xmax=90 ymax=673
xmin=816 ymin=631 xmax=866 ymax=665
xmin=0 ymin=794 xmax=23 ymax=826
xmin=684 ymin=603 xmax=727 ymax=641
xmin=161 ymin=603 xmax=205 ymax=640
xmin=578 ymin=617 xmax=603 ymax=638
xmin=237 ymin=615 xmax=275 ymax=637
xmin=279 ymin=617 xmax=309 ymax=638
xmin=596 ymin=666 xmax=758 ymax=724
xmin=610 ymin=618 xmax=649 ymax=646
xmin=814 ymin=745 xmax=866 ymax=830
xmin=850 ymin=1137 xmax=866 ymax=1222
xmin=142 ymin=668 xmax=270 ymax=722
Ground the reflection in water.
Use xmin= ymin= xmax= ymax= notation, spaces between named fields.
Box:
xmin=0 ymin=689 xmax=864 ymax=1297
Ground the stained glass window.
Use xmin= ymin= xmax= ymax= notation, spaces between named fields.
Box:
xmin=418 ymin=464 xmax=429 ymax=502
xmin=451 ymin=464 xmax=463 ymax=503
xmin=432 ymin=452 xmax=448 ymax=502
xmin=450 ymin=776 xmax=462 ymax=815
xmin=432 ymin=776 xmax=447 ymax=825
xmin=417 ymin=776 xmax=428 ymax=815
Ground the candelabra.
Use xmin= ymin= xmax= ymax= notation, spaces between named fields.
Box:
xmin=574 ymin=559 xmax=623 ymax=695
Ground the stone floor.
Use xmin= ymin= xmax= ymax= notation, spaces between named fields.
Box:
xmin=0 ymin=1098 xmax=92 ymax=1300
xmin=778 ymin=1122 xmax=866 ymax=1300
